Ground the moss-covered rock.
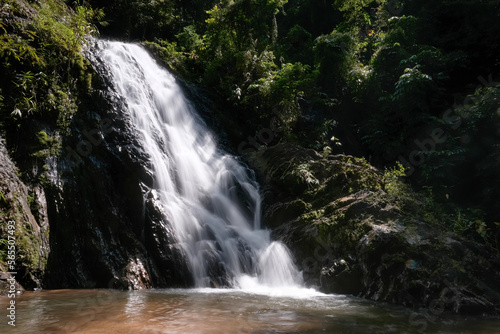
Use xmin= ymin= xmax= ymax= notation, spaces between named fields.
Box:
xmin=249 ymin=143 xmax=500 ymax=315
xmin=0 ymin=138 xmax=49 ymax=292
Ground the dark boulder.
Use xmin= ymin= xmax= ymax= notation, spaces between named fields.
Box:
xmin=249 ymin=143 xmax=500 ymax=315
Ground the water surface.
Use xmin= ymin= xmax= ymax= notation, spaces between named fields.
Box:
xmin=1 ymin=288 xmax=498 ymax=333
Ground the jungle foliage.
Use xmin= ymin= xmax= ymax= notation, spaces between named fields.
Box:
xmin=91 ymin=0 xmax=500 ymax=246
xmin=0 ymin=0 xmax=103 ymax=180
xmin=2 ymin=0 xmax=500 ymax=248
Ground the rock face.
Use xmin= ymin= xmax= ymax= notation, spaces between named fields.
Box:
xmin=0 ymin=138 xmax=49 ymax=291
xmin=249 ymin=143 xmax=500 ymax=315
xmin=41 ymin=62 xmax=193 ymax=290
xmin=1 ymin=54 xmax=193 ymax=292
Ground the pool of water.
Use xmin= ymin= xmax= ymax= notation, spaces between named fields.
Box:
xmin=1 ymin=288 xmax=498 ymax=333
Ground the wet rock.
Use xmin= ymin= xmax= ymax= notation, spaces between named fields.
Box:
xmin=41 ymin=65 xmax=192 ymax=290
xmin=124 ymin=258 xmax=151 ymax=290
xmin=143 ymin=190 xmax=193 ymax=287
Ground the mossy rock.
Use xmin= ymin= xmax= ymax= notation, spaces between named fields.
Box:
xmin=249 ymin=143 xmax=500 ymax=315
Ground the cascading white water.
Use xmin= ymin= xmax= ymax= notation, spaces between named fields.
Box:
xmin=96 ymin=40 xmax=303 ymax=289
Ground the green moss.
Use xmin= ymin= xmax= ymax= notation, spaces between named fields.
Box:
xmin=143 ymin=40 xmax=188 ymax=77
xmin=36 ymin=131 xmax=50 ymax=145
xmin=0 ymin=191 xmax=8 ymax=208
xmin=299 ymin=209 xmax=326 ymax=224
xmin=13 ymin=215 xmax=46 ymax=274
xmin=32 ymin=130 xmax=62 ymax=159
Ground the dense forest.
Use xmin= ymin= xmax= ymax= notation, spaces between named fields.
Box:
xmin=2 ymin=0 xmax=499 ymax=248
xmin=1 ymin=0 xmax=500 ymax=317
xmin=98 ymin=0 xmax=500 ymax=246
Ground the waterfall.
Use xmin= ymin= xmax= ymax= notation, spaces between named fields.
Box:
xmin=95 ymin=40 xmax=303 ymax=289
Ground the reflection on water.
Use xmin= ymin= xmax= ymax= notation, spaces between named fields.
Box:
xmin=0 ymin=289 xmax=498 ymax=333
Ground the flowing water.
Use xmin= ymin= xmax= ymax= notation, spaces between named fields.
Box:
xmin=2 ymin=41 xmax=498 ymax=333
xmin=97 ymin=40 xmax=301 ymax=289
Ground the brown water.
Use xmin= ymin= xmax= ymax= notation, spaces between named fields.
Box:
xmin=0 ymin=288 xmax=498 ymax=333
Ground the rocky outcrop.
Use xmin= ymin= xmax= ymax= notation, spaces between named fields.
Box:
xmin=0 ymin=0 xmax=196 ymax=292
xmin=0 ymin=138 xmax=49 ymax=292
xmin=249 ymin=143 xmax=500 ymax=315
xmin=1 ymin=46 xmax=192 ymax=291
xmin=41 ymin=59 xmax=193 ymax=290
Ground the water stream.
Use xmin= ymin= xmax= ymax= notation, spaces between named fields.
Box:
xmin=97 ymin=40 xmax=301 ymax=289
